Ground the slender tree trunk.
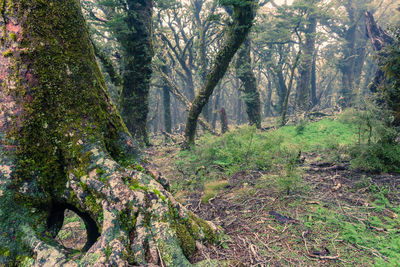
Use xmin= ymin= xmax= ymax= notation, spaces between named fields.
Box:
xmin=212 ymin=84 xmax=222 ymax=129
xmin=275 ymin=66 xmax=288 ymax=114
xmin=220 ymin=108 xmax=229 ymax=134
xmin=118 ymin=0 xmax=153 ymax=146
xmin=183 ymin=1 xmax=256 ymax=148
xmin=161 ymin=66 xmax=172 ymax=133
xmin=236 ymin=38 xmax=262 ymax=128
xmin=265 ymin=79 xmax=273 ymax=117
xmin=163 ymin=86 xmax=172 ymax=133
xmin=310 ymin=54 xmax=317 ymax=107
xmin=0 ymin=1 xmax=216 ymax=265
xmin=281 ymin=52 xmax=301 ymax=126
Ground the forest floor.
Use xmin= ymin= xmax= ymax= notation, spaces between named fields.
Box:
xmin=56 ymin=114 xmax=400 ymax=266
xmin=144 ymin=115 xmax=400 ymax=266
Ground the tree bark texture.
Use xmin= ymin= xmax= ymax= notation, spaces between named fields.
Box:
xmin=0 ymin=1 xmax=216 ymax=265
xmin=118 ymin=0 xmax=153 ymax=146
xmin=184 ymin=0 xmax=256 ymax=147
xmin=296 ymin=15 xmax=316 ymax=113
xmin=235 ymin=38 xmax=262 ymax=129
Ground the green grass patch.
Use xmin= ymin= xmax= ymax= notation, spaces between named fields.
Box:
xmin=276 ymin=117 xmax=358 ymax=150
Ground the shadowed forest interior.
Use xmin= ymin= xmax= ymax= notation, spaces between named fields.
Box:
xmin=0 ymin=0 xmax=400 ymax=266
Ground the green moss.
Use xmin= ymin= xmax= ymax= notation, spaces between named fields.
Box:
xmin=173 ymin=222 xmax=196 ymax=258
xmin=128 ymin=179 xmax=149 ymax=192
xmin=2 ymin=49 xmax=12 ymax=57
xmin=104 ymin=245 xmax=112 ymax=262
xmin=96 ymin=168 xmax=106 ymax=176
xmin=152 ymin=189 xmax=166 ymax=201
xmin=118 ymin=210 xmax=136 ymax=231
xmin=2 ymin=1 xmax=132 ymax=233
xmin=84 ymin=194 xmax=102 ymax=217
xmin=189 ymin=212 xmax=217 ymax=244
xmin=9 ymin=32 xmax=16 ymax=41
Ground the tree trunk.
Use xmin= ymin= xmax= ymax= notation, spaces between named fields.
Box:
xmin=0 ymin=1 xmax=216 ymax=265
xmin=161 ymin=66 xmax=172 ymax=133
xmin=212 ymin=84 xmax=222 ymax=129
xmin=274 ymin=65 xmax=288 ymax=114
xmin=265 ymin=79 xmax=273 ymax=117
xmin=220 ymin=108 xmax=229 ymax=134
xmin=281 ymin=52 xmax=301 ymax=126
xmin=235 ymin=38 xmax=262 ymax=128
xmin=118 ymin=0 xmax=153 ymax=146
xmin=338 ymin=2 xmax=359 ymax=109
xmin=296 ymin=15 xmax=316 ymax=112
xmin=310 ymin=54 xmax=317 ymax=108
xmin=183 ymin=0 xmax=256 ymax=148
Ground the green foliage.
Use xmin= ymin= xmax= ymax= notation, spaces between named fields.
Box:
xmin=349 ymin=143 xmax=400 ymax=173
xmin=381 ymin=25 xmax=400 ymax=117
xmin=295 ymin=119 xmax=307 ymax=135
xmin=175 ymin=125 xmax=301 ymax=193
xmin=277 ymin=117 xmax=357 ymax=150
xmin=179 ymin=125 xmax=298 ymax=174
xmin=276 ymin=148 xmax=303 ymax=195
xmin=339 ymin=103 xmax=400 ymax=173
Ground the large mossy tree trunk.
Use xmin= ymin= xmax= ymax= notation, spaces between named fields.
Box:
xmin=0 ymin=1 xmax=216 ymax=265
xmin=235 ymin=37 xmax=261 ymax=129
xmin=183 ymin=0 xmax=256 ymax=148
xmin=118 ymin=0 xmax=153 ymax=146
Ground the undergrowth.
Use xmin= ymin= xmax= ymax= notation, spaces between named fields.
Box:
xmin=305 ymin=181 xmax=400 ymax=266
xmin=175 ymin=125 xmax=301 ymax=194
xmin=164 ymin=108 xmax=400 ymax=265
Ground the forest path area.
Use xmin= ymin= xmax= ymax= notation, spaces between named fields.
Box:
xmin=145 ymin=135 xmax=400 ymax=266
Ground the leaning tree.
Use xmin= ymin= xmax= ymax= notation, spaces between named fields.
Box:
xmin=0 ymin=0 xmax=217 ymax=265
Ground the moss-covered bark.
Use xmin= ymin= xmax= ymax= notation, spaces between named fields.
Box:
xmin=0 ymin=0 xmax=217 ymax=265
xmin=116 ymin=0 xmax=154 ymax=146
xmin=296 ymin=15 xmax=316 ymax=113
xmin=183 ymin=0 xmax=256 ymax=148
xmin=235 ymin=38 xmax=261 ymax=128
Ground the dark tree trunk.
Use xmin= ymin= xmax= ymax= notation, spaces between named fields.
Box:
xmin=163 ymin=86 xmax=172 ymax=133
xmin=296 ymin=15 xmax=317 ymax=112
xmin=161 ymin=66 xmax=172 ymax=133
xmin=275 ymin=65 xmax=288 ymax=114
xmin=265 ymin=79 xmax=273 ymax=117
xmin=236 ymin=38 xmax=262 ymax=128
xmin=183 ymin=0 xmax=256 ymax=147
xmin=220 ymin=108 xmax=229 ymax=134
xmin=0 ymin=1 xmax=217 ymax=265
xmin=281 ymin=52 xmax=301 ymax=126
xmin=118 ymin=0 xmax=153 ymax=146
